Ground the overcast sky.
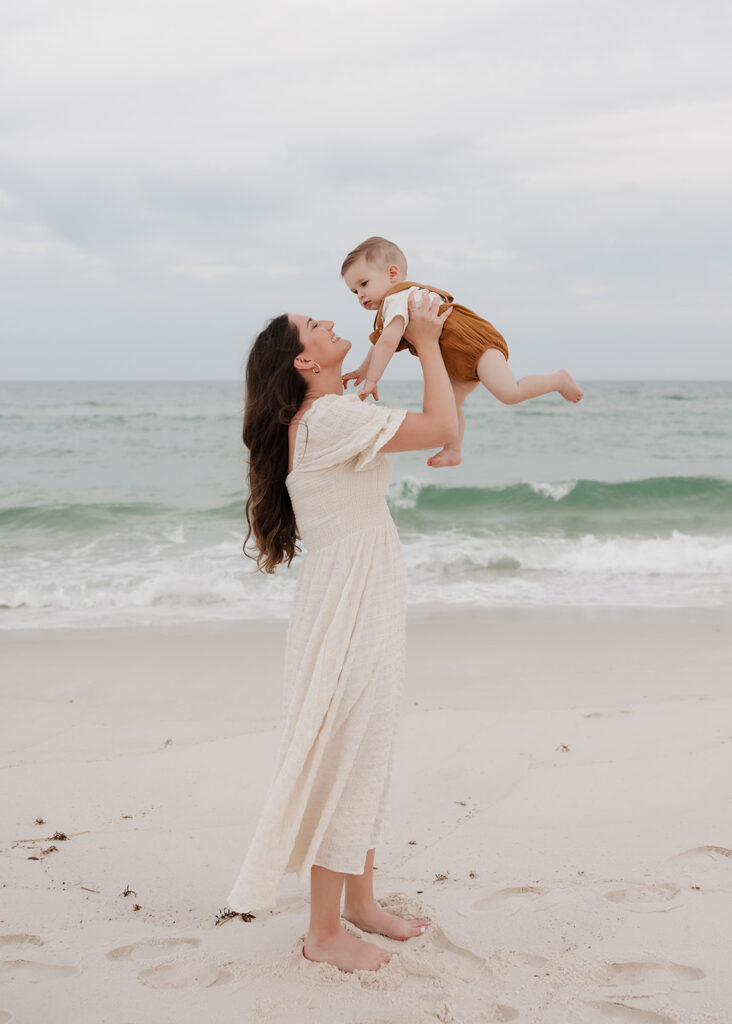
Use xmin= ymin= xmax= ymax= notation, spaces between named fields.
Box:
xmin=1 ymin=0 xmax=731 ymax=380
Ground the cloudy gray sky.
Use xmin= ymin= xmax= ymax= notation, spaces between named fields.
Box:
xmin=1 ymin=0 xmax=730 ymax=380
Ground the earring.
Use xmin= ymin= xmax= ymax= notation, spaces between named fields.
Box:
xmin=311 ymin=361 xmax=321 ymax=374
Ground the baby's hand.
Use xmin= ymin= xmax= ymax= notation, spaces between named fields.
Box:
xmin=342 ymin=367 xmax=365 ymax=389
xmin=357 ymin=379 xmax=380 ymax=402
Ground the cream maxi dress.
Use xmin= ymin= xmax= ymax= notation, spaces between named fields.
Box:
xmin=227 ymin=393 xmax=408 ymax=912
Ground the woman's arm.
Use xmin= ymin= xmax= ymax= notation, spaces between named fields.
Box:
xmin=380 ymin=294 xmax=458 ymax=453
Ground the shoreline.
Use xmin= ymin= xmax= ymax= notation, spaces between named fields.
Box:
xmin=1 ymin=600 xmax=730 ymax=643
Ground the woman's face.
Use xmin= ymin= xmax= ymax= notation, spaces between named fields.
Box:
xmin=289 ymin=315 xmax=351 ymax=370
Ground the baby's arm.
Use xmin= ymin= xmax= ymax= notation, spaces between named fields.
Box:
xmin=358 ymin=318 xmax=405 ymax=398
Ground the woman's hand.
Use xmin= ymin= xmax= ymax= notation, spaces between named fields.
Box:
xmin=403 ymin=290 xmax=452 ymax=351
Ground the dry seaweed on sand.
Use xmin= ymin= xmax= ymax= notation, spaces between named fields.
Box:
xmin=16 ymin=829 xmax=88 ymax=843
xmin=215 ymin=907 xmax=256 ymax=926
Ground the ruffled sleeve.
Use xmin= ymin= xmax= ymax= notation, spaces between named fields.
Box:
xmin=293 ymin=394 xmax=406 ymax=473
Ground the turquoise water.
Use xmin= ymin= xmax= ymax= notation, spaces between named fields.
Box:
xmin=1 ymin=379 xmax=731 ymax=628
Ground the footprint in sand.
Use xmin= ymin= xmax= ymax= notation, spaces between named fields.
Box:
xmin=0 ymin=936 xmax=44 ymax=948
xmin=584 ymin=710 xmax=633 ymax=718
xmin=107 ymin=937 xmax=229 ymax=990
xmin=584 ymin=1003 xmax=675 ymax=1024
xmin=0 ymin=960 xmax=80 ymax=982
xmin=603 ymin=882 xmax=681 ymax=913
xmin=600 ymin=961 xmax=704 ymax=987
xmin=671 ymin=845 xmax=732 ymax=864
xmin=494 ymin=1005 xmax=520 ymax=1022
xmin=137 ymin=956 xmax=230 ymax=989
xmin=510 ymin=951 xmax=548 ymax=970
xmin=377 ymin=892 xmax=487 ymax=970
xmin=106 ymin=937 xmax=200 ymax=962
xmin=420 ymin=918 xmax=487 ymax=971
xmin=472 ymin=885 xmax=548 ymax=911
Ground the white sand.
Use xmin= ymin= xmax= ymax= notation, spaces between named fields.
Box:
xmin=1 ymin=619 xmax=731 ymax=1023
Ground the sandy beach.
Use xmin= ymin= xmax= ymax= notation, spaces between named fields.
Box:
xmin=1 ymin=618 xmax=731 ymax=1024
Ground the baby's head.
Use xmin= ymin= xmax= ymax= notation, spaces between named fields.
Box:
xmin=341 ymin=237 xmax=407 ymax=311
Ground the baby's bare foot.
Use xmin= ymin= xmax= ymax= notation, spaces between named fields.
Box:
xmin=303 ymin=928 xmax=391 ymax=972
xmin=557 ymin=370 xmax=583 ymax=403
xmin=343 ymin=903 xmax=430 ymax=941
xmin=427 ymin=446 xmax=462 ymax=468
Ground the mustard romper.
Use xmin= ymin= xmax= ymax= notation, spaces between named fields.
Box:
xmin=370 ymin=280 xmax=509 ymax=383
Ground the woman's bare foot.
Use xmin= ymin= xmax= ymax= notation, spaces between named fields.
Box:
xmin=343 ymin=902 xmax=430 ymax=941
xmin=427 ymin=446 xmax=462 ymax=468
xmin=557 ymin=369 xmax=583 ymax=403
xmin=303 ymin=927 xmax=391 ymax=972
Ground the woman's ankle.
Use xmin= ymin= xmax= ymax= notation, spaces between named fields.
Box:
xmin=343 ymin=897 xmax=376 ymax=917
xmin=306 ymin=922 xmax=345 ymax=946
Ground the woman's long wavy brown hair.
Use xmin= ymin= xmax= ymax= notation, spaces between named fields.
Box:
xmin=242 ymin=314 xmax=307 ymax=573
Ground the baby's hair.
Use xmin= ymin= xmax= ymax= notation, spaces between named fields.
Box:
xmin=340 ymin=237 xmax=407 ymax=277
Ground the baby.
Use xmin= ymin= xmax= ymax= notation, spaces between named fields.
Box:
xmin=341 ymin=236 xmax=583 ymax=467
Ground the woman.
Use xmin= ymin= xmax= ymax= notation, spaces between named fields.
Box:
xmin=228 ymin=293 xmax=457 ymax=973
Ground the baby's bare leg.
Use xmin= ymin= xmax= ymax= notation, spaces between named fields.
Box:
xmin=477 ymin=349 xmax=583 ymax=404
xmin=427 ymin=378 xmax=478 ymax=468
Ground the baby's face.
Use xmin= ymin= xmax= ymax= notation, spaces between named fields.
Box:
xmin=343 ymin=257 xmax=401 ymax=311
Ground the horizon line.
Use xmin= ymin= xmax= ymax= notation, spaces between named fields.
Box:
xmin=2 ymin=377 xmax=732 ymax=384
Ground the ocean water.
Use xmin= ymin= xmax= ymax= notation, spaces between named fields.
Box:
xmin=1 ymin=379 xmax=731 ymax=630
